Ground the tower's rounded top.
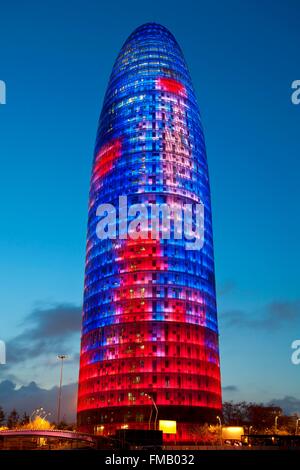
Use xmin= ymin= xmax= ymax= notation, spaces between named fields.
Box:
xmin=129 ymin=22 xmax=176 ymax=36
xmin=103 ymin=21 xmax=195 ymax=118
xmin=109 ymin=22 xmax=186 ymax=84
xmin=125 ymin=22 xmax=180 ymax=49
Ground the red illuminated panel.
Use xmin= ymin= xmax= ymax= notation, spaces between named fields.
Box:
xmin=115 ymin=235 xmax=165 ymax=273
xmin=92 ymin=138 xmax=122 ymax=181
xmin=113 ymin=232 xmax=166 ymax=322
xmin=156 ymin=77 xmax=186 ymax=96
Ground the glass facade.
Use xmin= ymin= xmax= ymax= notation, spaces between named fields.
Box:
xmin=77 ymin=23 xmax=221 ymax=442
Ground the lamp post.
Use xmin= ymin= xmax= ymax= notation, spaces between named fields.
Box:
xmin=30 ymin=408 xmax=38 ymax=423
xmin=275 ymin=415 xmax=279 ymax=434
xmin=30 ymin=407 xmax=43 ymax=423
xmin=295 ymin=418 xmax=300 ymax=435
xmin=148 ymin=406 xmax=153 ymax=430
xmin=41 ymin=412 xmax=51 ymax=423
xmin=145 ymin=393 xmax=158 ymax=430
xmin=40 ymin=410 xmax=46 ymax=418
xmin=216 ymin=415 xmax=222 ymax=446
xmin=57 ymin=354 xmax=68 ymax=425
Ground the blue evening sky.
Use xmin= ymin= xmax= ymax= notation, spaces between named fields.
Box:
xmin=0 ymin=0 xmax=299 ymax=407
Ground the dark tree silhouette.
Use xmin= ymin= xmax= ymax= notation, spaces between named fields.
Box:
xmin=20 ymin=412 xmax=30 ymax=425
xmin=222 ymin=401 xmax=250 ymax=425
xmin=222 ymin=401 xmax=285 ymax=433
xmin=7 ymin=409 xmax=19 ymax=429
xmin=0 ymin=406 xmax=5 ymax=426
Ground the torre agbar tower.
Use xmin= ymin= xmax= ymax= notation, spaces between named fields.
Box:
xmin=77 ymin=23 xmax=222 ymax=442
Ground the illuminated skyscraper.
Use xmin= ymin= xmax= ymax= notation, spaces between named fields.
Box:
xmin=77 ymin=23 xmax=221 ymax=442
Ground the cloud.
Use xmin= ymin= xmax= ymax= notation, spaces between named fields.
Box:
xmin=0 ymin=380 xmax=77 ymax=422
xmin=220 ymin=300 xmax=300 ymax=330
xmin=268 ymin=396 xmax=300 ymax=416
xmin=6 ymin=303 xmax=81 ymax=364
xmin=1 ymin=380 xmax=298 ymax=425
xmin=222 ymin=385 xmax=239 ymax=392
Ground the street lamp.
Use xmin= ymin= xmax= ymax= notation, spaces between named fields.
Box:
xmin=275 ymin=415 xmax=279 ymax=434
xmin=30 ymin=408 xmax=38 ymax=423
xmin=148 ymin=405 xmax=153 ymax=431
xmin=295 ymin=418 xmax=300 ymax=435
xmin=41 ymin=412 xmax=51 ymax=423
xmin=216 ymin=415 xmax=222 ymax=446
xmin=57 ymin=354 xmax=68 ymax=425
xmin=30 ymin=407 xmax=43 ymax=423
xmin=144 ymin=393 xmax=158 ymax=430
xmin=140 ymin=392 xmax=153 ymax=429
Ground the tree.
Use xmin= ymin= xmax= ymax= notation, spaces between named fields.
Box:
xmin=20 ymin=412 xmax=30 ymax=426
xmin=247 ymin=404 xmax=282 ymax=432
xmin=222 ymin=401 xmax=250 ymax=425
xmin=189 ymin=424 xmax=220 ymax=445
xmin=0 ymin=406 xmax=5 ymax=426
xmin=222 ymin=402 xmax=290 ymax=434
xmin=57 ymin=420 xmax=69 ymax=430
xmin=7 ymin=409 xmax=19 ymax=429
